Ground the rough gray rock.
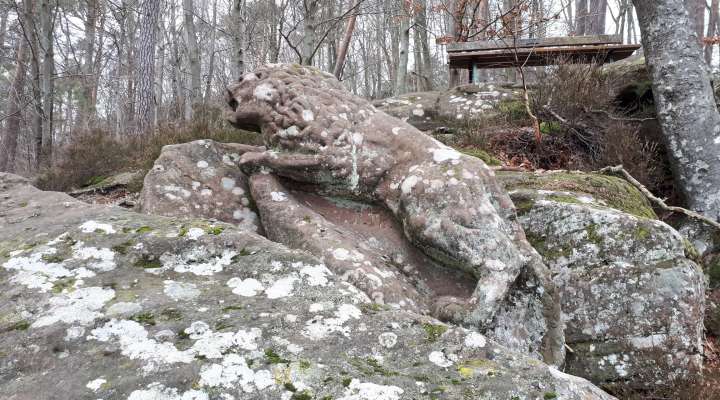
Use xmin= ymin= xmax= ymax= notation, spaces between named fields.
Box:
xmin=0 ymin=173 xmax=615 ymax=400
xmin=138 ymin=139 xmax=263 ymax=233
xmin=499 ymin=171 xmax=705 ymax=391
xmin=224 ymin=64 xmax=564 ymax=366
xmin=373 ymin=84 xmax=521 ymax=131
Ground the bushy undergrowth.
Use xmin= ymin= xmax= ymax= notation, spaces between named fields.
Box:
xmin=446 ymin=63 xmax=673 ymax=201
xmin=36 ymin=109 xmax=262 ymax=192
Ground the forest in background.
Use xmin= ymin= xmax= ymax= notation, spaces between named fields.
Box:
xmin=0 ymin=0 xmax=718 ymax=177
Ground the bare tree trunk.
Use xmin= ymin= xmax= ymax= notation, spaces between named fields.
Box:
xmin=589 ymin=0 xmax=606 ymax=34
xmin=706 ymin=0 xmax=719 ymax=64
xmin=415 ymin=0 xmax=433 ymax=90
xmin=575 ymin=0 xmax=588 ymax=35
xmin=395 ymin=15 xmax=410 ymax=95
xmin=79 ymin=0 xmax=98 ymax=130
xmin=0 ymin=8 xmax=8 ymax=51
xmin=231 ymin=0 xmax=245 ymax=78
xmin=633 ymin=0 xmax=720 ymax=225
xmin=684 ymin=0 xmax=705 ymax=46
xmin=204 ymin=0 xmax=218 ymax=100
xmin=301 ymin=0 xmax=320 ymax=65
xmin=334 ymin=0 xmax=359 ymax=79
xmin=0 ymin=38 xmax=28 ymax=172
xmin=183 ymin=0 xmax=201 ymax=118
xmin=38 ymin=0 xmax=55 ymax=169
xmin=134 ymin=0 xmax=161 ymax=134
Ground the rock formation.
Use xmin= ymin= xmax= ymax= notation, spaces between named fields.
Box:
xmin=0 ymin=173 xmax=614 ymax=399
xmin=223 ymin=64 xmax=564 ymax=365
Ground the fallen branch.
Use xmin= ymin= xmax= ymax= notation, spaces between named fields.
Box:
xmin=597 ymin=165 xmax=720 ymax=231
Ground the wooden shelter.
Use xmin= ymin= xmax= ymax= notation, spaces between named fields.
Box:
xmin=446 ymin=35 xmax=641 ymax=87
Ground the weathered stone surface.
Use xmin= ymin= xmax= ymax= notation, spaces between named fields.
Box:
xmin=373 ymin=84 xmax=521 ymax=131
xmin=0 ymin=173 xmax=615 ymax=400
xmin=139 ymin=139 xmax=263 ymax=233
xmin=224 ymin=64 xmax=564 ymax=365
xmin=499 ymin=171 xmax=705 ymax=390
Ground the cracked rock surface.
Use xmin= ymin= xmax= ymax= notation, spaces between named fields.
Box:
xmin=0 ymin=173 xmax=615 ymax=400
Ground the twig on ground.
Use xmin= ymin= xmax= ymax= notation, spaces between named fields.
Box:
xmin=597 ymin=165 xmax=720 ymax=231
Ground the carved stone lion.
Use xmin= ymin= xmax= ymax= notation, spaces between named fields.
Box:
xmin=225 ymin=64 xmax=564 ymax=365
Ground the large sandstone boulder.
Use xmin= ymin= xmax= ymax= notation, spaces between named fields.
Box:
xmin=136 ymin=139 xmax=706 ymax=393
xmin=498 ymin=171 xmax=705 ymax=391
xmin=0 ymin=173 xmax=615 ymax=400
xmin=373 ymin=84 xmax=522 ymax=131
xmin=138 ymin=139 xmax=263 ymax=233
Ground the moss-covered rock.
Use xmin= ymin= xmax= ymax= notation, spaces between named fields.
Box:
xmin=497 ymin=170 xmax=657 ymax=219
xmin=507 ymin=173 xmax=705 ymax=393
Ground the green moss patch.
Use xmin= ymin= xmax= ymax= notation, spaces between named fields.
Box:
xmin=497 ymin=171 xmax=657 ymax=219
xmin=458 ymin=148 xmax=502 ymax=166
xmin=423 ymin=323 xmax=448 ymax=342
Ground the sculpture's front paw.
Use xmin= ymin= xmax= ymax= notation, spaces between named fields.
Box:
xmin=239 ymin=151 xmax=269 ymax=174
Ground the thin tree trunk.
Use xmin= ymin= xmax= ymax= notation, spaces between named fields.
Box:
xmin=301 ymin=0 xmax=320 ymax=65
xmin=183 ymin=0 xmax=201 ymax=118
xmin=334 ymin=0 xmax=359 ymax=79
xmin=204 ymin=0 xmax=218 ymax=101
xmin=231 ymin=0 xmax=245 ymax=78
xmin=79 ymin=0 xmax=98 ymax=130
xmin=706 ymin=0 xmax=719 ymax=64
xmin=415 ymin=0 xmax=433 ymax=90
xmin=633 ymin=0 xmax=720 ymax=225
xmin=589 ymin=0 xmax=606 ymax=34
xmin=38 ymin=0 xmax=55 ymax=169
xmin=684 ymin=0 xmax=705 ymax=45
xmin=575 ymin=0 xmax=588 ymax=35
xmin=134 ymin=0 xmax=161 ymax=134
xmin=0 ymin=38 xmax=29 ymax=172
xmin=395 ymin=15 xmax=410 ymax=95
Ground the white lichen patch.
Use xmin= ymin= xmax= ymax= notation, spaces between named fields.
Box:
xmin=65 ymin=326 xmax=85 ymax=341
xmin=302 ymin=304 xmax=362 ymax=340
xmin=33 ymin=287 xmax=115 ymax=328
xmin=186 ymin=321 xmax=262 ymax=359
xmin=164 ymin=280 xmax=201 ymax=301
xmin=227 ymin=277 xmax=265 ymax=297
xmin=199 ymin=353 xmax=274 ymax=392
xmin=186 ymin=228 xmax=205 ymax=240
xmin=428 ymin=351 xmax=454 ymax=368
xmin=464 ymin=331 xmax=487 ymax=348
xmin=270 ymin=191 xmax=288 ymax=202
xmin=79 ymin=221 xmax=116 ymax=234
xmin=299 ymin=264 xmax=331 ymax=286
xmin=400 ymin=175 xmax=421 ymax=195
xmin=72 ymin=245 xmax=116 ymax=272
xmin=3 ymin=248 xmax=76 ymax=292
xmin=106 ymin=302 xmax=143 ymax=317
xmin=197 ymin=160 xmax=209 ymax=169
xmin=429 ymin=147 xmax=461 ymax=164
xmin=253 ymin=83 xmax=277 ymax=102
xmin=378 ymin=332 xmax=398 ymax=348
xmin=86 ymin=378 xmax=106 ymax=392
xmin=127 ymin=383 xmax=209 ymax=400
xmin=331 ymin=248 xmax=364 ymax=262
xmin=265 ymin=276 xmax=299 ymax=299
xmin=338 ymin=379 xmax=404 ymax=400
xmin=221 ymin=177 xmax=236 ymax=190
xmin=302 ymin=109 xmax=315 ymax=122
xmin=89 ymin=319 xmax=195 ymax=373
xmin=159 ymin=248 xmax=238 ymax=276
